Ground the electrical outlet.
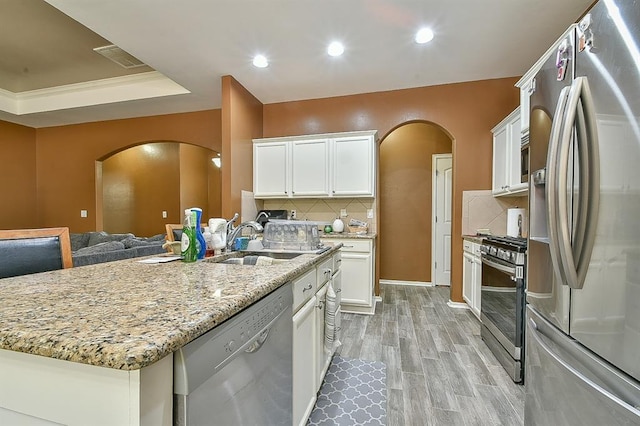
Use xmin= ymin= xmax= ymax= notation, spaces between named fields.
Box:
xmin=367 ymin=209 xmax=374 ymax=219
xmin=340 ymin=208 xmax=348 ymax=217
xmin=290 ymin=209 xmax=297 ymax=219
xmin=80 ymin=210 xmax=88 ymax=218
xmin=162 ymin=211 xmax=168 ymax=219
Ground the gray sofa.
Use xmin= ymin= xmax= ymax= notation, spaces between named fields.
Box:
xmin=70 ymin=231 xmax=166 ymax=267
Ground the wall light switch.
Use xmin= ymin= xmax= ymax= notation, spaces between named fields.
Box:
xmin=162 ymin=211 xmax=168 ymax=219
xmin=367 ymin=209 xmax=374 ymax=219
xmin=80 ymin=210 xmax=88 ymax=218
xmin=340 ymin=209 xmax=348 ymax=217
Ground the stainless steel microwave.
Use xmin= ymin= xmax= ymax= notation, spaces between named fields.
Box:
xmin=521 ymin=134 xmax=529 ymax=183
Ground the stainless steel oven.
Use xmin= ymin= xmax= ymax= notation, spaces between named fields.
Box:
xmin=480 ymin=236 xmax=527 ymax=383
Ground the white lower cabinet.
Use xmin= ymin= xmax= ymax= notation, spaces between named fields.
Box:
xmin=292 ymin=252 xmax=342 ymax=426
xmin=293 ymin=295 xmax=316 ymax=426
xmin=462 ymin=239 xmax=482 ymax=318
xmin=332 ymin=238 xmax=375 ymax=315
xmin=314 ymin=283 xmax=328 ymax=389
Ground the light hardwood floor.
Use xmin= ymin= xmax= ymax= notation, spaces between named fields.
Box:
xmin=339 ymin=284 xmax=525 ymax=426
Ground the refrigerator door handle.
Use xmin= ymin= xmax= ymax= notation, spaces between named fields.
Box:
xmin=573 ymin=77 xmax=600 ymax=287
xmin=553 ymin=77 xmax=600 ymax=290
xmin=528 ymin=317 xmax=640 ymax=416
xmin=546 ymin=85 xmax=572 ymax=288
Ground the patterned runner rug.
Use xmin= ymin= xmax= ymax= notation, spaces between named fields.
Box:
xmin=307 ymin=356 xmax=387 ymax=425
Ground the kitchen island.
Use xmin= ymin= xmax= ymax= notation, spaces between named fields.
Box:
xmin=0 ymin=246 xmax=340 ymax=425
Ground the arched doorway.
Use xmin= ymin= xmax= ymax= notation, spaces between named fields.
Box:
xmin=379 ymin=121 xmax=453 ymax=285
xmin=98 ymin=141 xmax=221 ymax=237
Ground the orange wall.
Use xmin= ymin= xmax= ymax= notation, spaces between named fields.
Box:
xmin=34 ymin=110 xmax=221 ymax=232
xmin=102 ymin=142 xmax=181 ymax=236
xmin=221 ymin=76 xmax=263 ymax=218
xmin=179 ymin=143 xmax=219 ymax=220
xmin=379 ymin=122 xmax=452 ymax=283
xmin=0 ymin=120 xmax=37 ymax=228
xmin=263 ymin=78 xmax=520 ymax=302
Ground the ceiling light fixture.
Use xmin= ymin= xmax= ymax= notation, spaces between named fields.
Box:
xmin=252 ymin=54 xmax=269 ymax=68
xmin=327 ymin=41 xmax=345 ymax=57
xmin=415 ymin=28 xmax=434 ymax=44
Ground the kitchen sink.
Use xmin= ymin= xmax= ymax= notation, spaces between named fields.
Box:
xmin=216 ymin=251 xmax=302 ymax=266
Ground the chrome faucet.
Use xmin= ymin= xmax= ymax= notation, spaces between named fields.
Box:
xmin=255 ymin=211 xmax=269 ymax=223
xmin=227 ymin=220 xmax=264 ymax=250
xmin=225 ymin=213 xmax=239 ymax=236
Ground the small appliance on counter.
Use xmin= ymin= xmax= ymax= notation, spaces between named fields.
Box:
xmin=255 ymin=210 xmax=288 ymax=227
xmin=506 ymin=208 xmax=526 ymax=238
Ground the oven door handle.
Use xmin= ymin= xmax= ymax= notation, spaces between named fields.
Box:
xmin=481 ymin=256 xmax=516 ymax=276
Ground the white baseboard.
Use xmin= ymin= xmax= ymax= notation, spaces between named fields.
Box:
xmin=447 ymin=300 xmax=470 ymax=310
xmin=380 ymin=279 xmax=433 ymax=287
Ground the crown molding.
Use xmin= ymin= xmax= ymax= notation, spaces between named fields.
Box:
xmin=0 ymin=71 xmax=190 ymax=116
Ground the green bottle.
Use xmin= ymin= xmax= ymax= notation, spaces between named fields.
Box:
xmin=181 ymin=209 xmax=198 ymax=263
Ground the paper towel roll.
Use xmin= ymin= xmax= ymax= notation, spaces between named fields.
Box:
xmin=507 ymin=208 xmax=526 ymax=238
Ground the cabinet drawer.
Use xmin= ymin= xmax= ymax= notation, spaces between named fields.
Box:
xmin=317 ymin=257 xmax=333 ymax=287
xmin=463 ymin=239 xmax=482 ymax=256
xmin=293 ymin=268 xmax=317 ymax=312
xmin=336 ymin=239 xmax=372 ymax=253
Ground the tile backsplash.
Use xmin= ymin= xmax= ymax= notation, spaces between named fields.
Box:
xmin=262 ymin=198 xmax=376 ymax=232
xmin=462 ymin=190 xmax=527 ymax=236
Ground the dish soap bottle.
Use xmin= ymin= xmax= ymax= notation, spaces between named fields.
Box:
xmin=190 ymin=207 xmax=207 ymax=259
xmin=181 ymin=209 xmax=198 ymax=263
xmin=332 ymin=217 xmax=344 ymax=233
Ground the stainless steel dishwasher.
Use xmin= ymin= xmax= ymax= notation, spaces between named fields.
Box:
xmin=173 ymin=283 xmax=292 ymax=426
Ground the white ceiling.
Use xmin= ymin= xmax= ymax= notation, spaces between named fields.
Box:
xmin=0 ymin=0 xmax=593 ymax=128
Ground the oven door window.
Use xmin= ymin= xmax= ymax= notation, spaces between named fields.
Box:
xmin=481 ymin=256 xmax=522 ymax=347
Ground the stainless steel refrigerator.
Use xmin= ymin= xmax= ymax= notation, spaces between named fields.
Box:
xmin=525 ymin=0 xmax=640 ymax=424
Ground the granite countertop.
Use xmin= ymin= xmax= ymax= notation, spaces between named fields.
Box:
xmin=0 ymin=245 xmax=340 ymax=371
xmin=320 ymin=232 xmax=377 ymax=239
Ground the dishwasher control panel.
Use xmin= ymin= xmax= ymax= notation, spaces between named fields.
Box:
xmin=174 ymin=282 xmax=293 ymax=395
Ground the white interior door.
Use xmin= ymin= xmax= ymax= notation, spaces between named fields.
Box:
xmin=432 ymin=154 xmax=452 ymax=286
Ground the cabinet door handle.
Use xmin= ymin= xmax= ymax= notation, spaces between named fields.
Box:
xmin=336 ymin=259 xmax=342 ymax=263
xmin=335 ymin=289 xmax=342 ymax=293
xmin=316 ymin=300 xmax=325 ymax=310
xmin=302 ymin=284 xmax=313 ymax=292
xmin=343 ymin=245 xmax=354 ymax=248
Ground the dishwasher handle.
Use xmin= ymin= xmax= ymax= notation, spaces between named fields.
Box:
xmin=245 ymin=329 xmax=270 ymax=353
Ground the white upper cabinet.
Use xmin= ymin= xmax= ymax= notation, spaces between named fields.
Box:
xmin=332 ymin=135 xmax=375 ymax=197
xmin=291 ymin=139 xmax=330 ymax=197
xmin=254 ymin=130 xmax=377 ymax=199
xmin=516 ymin=25 xmax=577 ymax=138
xmin=492 ymin=107 xmax=527 ymax=197
xmin=254 ymin=141 xmax=289 ymax=197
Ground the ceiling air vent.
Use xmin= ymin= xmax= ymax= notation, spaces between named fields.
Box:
xmin=93 ymin=44 xmax=146 ymax=69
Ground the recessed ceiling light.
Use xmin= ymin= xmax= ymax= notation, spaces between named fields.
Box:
xmin=415 ymin=28 xmax=434 ymax=44
xmin=327 ymin=41 xmax=345 ymax=57
xmin=252 ymin=54 xmax=268 ymax=68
